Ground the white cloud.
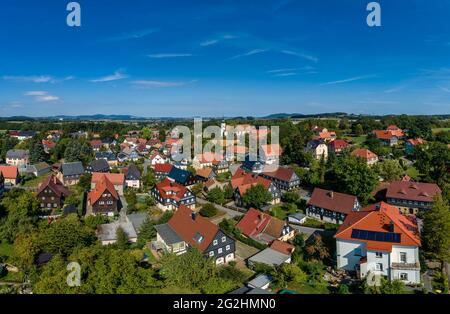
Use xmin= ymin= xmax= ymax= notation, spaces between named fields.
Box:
xmin=91 ymin=70 xmax=128 ymax=82
xmin=438 ymin=85 xmax=450 ymax=93
xmin=3 ymin=75 xmax=75 ymax=84
xmin=3 ymin=75 xmax=54 ymax=83
xmin=280 ymin=50 xmax=319 ymax=63
xmin=147 ymin=53 xmax=194 ymax=58
xmin=200 ymin=34 xmax=237 ymax=47
xmin=106 ymin=28 xmax=158 ymax=41
xmin=131 ymin=80 xmax=197 ymax=88
xmin=24 ymin=91 xmax=59 ymax=102
xmin=320 ymin=75 xmax=376 ymax=86
xmin=273 ymin=72 xmax=297 ymax=77
xmin=200 ymin=40 xmax=219 ymax=47
xmin=229 ymin=49 xmax=269 ymax=60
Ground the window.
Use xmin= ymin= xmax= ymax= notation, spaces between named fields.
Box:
xmin=375 ymin=252 xmax=383 ymax=258
xmin=376 ymin=263 xmax=383 ymax=271
xmin=400 ymin=273 xmax=408 ymax=280
xmin=226 ymin=245 xmax=230 ymax=251
xmin=354 ymin=248 xmax=362 ymax=256
xmin=213 ymin=240 xmax=218 ymax=246
xmin=221 ymin=236 xmax=226 ymax=243
xmin=400 ymin=252 xmax=407 ymax=263
xmin=209 ymin=251 xmax=214 ymax=257
xmin=218 ymin=248 xmax=223 ymax=254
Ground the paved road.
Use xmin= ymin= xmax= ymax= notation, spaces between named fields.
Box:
xmin=197 ymin=198 xmax=242 ymax=218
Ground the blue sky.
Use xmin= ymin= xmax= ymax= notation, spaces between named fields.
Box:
xmin=0 ymin=0 xmax=449 ymax=117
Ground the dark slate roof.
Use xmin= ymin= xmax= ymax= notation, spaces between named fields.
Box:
xmin=63 ymin=204 xmax=78 ymax=215
xmin=154 ymin=223 xmax=183 ymax=244
xmin=242 ymin=154 xmax=263 ymax=172
xmin=6 ymin=149 xmax=29 ymax=159
xmin=127 ymin=213 xmax=148 ymax=232
xmin=168 ymin=166 xmax=192 ymax=185
xmin=125 ymin=164 xmax=141 ymax=180
xmin=36 ymin=252 xmax=53 ymax=266
xmin=88 ymin=159 xmax=110 ymax=172
xmin=95 ymin=151 xmax=117 ymax=161
xmin=61 ymin=162 xmax=84 ymax=176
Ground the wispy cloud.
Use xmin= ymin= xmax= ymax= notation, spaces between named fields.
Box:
xmin=147 ymin=53 xmax=194 ymax=58
xmin=3 ymin=75 xmax=74 ymax=84
xmin=273 ymin=72 xmax=297 ymax=77
xmin=106 ymin=28 xmax=158 ymax=42
xmin=4 ymin=75 xmax=54 ymax=83
xmin=438 ymin=85 xmax=450 ymax=93
xmin=384 ymin=85 xmax=405 ymax=93
xmin=229 ymin=49 xmax=269 ymax=60
xmin=131 ymin=80 xmax=197 ymax=88
xmin=280 ymin=50 xmax=318 ymax=63
xmin=91 ymin=70 xmax=128 ymax=83
xmin=200 ymin=34 xmax=237 ymax=47
xmin=266 ymin=68 xmax=299 ymax=74
xmin=320 ymin=75 xmax=376 ymax=86
xmin=24 ymin=91 xmax=59 ymax=102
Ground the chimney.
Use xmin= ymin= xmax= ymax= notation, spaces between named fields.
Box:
xmin=329 ymin=191 xmax=334 ymax=198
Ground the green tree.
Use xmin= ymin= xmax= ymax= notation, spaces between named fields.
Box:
xmin=207 ymin=187 xmax=225 ymax=205
xmin=332 ymin=156 xmax=378 ymax=204
xmin=39 ymin=214 xmax=95 ymax=256
xmin=375 ymin=159 xmax=404 ymax=182
xmin=115 ymin=227 xmax=129 ymax=249
xmin=415 ymin=142 xmax=450 ymax=186
xmin=77 ymin=173 xmax=92 ymax=191
xmin=241 ymin=184 xmax=272 ymax=209
xmin=422 ymin=195 xmax=450 ymax=261
xmin=30 ymin=142 xmax=47 ymax=164
xmin=11 ymin=232 xmax=40 ymax=269
xmin=305 ymin=234 xmax=330 ymax=262
xmin=160 ymin=248 xmax=216 ymax=291
xmin=199 ymin=203 xmax=218 ymax=218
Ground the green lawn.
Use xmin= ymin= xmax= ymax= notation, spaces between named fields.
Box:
xmin=287 ymin=280 xmax=331 ymax=294
xmin=22 ymin=172 xmax=51 ymax=187
xmin=269 ymin=205 xmax=298 ymax=220
xmin=406 ymin=166 xmax=421 ymax=180
xmin=343 ymin=135 xmax=367 ymax=147
xmin=302 ymin=218 xmax=340 ymax=231
xmin=0 ymin=241 xmax=13 ymax=259
xmin=432 ymin=128 xmax=450 ymax=134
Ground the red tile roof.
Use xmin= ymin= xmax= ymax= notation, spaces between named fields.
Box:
xmin=386 ymin=125 xmax=404 ymax=137
xmin=90 ymin=140 xmax=102 ymax=147
xmin=92 ymin=172 xmax=125 ymax=186
xmin=335 ymin=202 xmax=421 ymax=251
xmin=37 ymin=175 xmax=70 ymax=197
xmin=42 ymin=140 xmax=56 ymax=148
xmin=168 ymin=205 xmax=218 ymax=251
xmin=0 ymin=165 xmax=19 ymax=179
xmin=329 ymin=139 xmax=350 ymax=151
xmin=236 ymin=208 xmax=271 ymax=238
xmin=262 ymin=166 xmax=296 ymax=182
xmin=351 ymin=148 xmax=378 ymax=160
xmin=154 ymin=163 xmax=173 ymax=173
xmin=88 ymin=175 xmax=119 ymax=204
xmin=154 ymin=178 xmax=189 ymax=202
xmin=407 ymin=138 xmax=426 ymax=146
xmin=195 ymin=152 xmax=223 ymax=163
xmin=308 ymin=188 xmax=358 ymax=215
xmin=373 ymin=130 xmax=397 ymax=140
xmin=231 ymin=169 xmax=271 ymax=194
xmin=196 ymin=167 xmax=214 ymax=179
xmin=270 ymin=240 xmax=295 ymax=255
xmin=386 ymin=181 xmax=441 ymax=203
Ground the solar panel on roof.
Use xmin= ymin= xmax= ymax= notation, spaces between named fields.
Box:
xmin=351 ymin=229 xmax=401 ymax=243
